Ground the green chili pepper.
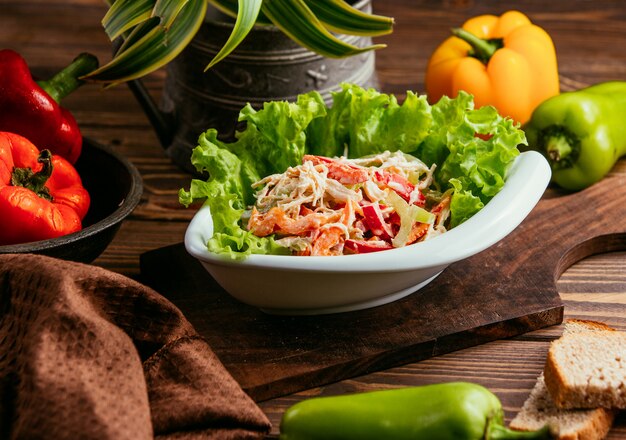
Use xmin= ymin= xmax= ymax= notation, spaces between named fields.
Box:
xmin=524 ymin=81 xmax=626 ymax=190
xmin=279 ymin=382 xmax=551 ymax=440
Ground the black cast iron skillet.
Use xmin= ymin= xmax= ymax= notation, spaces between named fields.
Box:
xmin=0 ymin=138 xmax=143 ymax=263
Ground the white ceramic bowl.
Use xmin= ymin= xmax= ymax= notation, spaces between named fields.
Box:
xmin=185 ymin=151 xmax=551 ymax=315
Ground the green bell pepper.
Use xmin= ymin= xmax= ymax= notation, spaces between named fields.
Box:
xmin=524 ymin=81 xmax=626 ymax=190
xmin=279 ymin=382 xmax=551 ymax=440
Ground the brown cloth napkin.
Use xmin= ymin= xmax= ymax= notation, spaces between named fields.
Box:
xmin=0 ymin=254 xmax=271 ymax=440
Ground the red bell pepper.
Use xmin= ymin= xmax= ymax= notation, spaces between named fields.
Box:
xmin=0 ymin=50 xmax=98 ymax=164
xmin=303 ymin=155 xmax=369 ymax=184
xmin=0 ymin=132 xmax=90 ymax=245
xmin=344 ymin=239 xmax=393 ymax=254
xmin=374 ymin=170 xmax=425 ymax=206
xmin=361 ymin=203 xmax=394 ymax=241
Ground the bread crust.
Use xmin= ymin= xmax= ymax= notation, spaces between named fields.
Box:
xmin=577 ymin=408 xmax=617 ymax=440
xmin=544 ymin=317 xmax=618 ymax=407
xmin=510 ymin=374 xmax=616 ymax=440
xmin=544 ymin=328 xmax=626 ymax=410
xmin=511 ymin=320 xmax=619 ymax=439
xmin=544 ymin=344 xmax=573 ymax=408
xmin=563 ymin=319 xmax=616 ymax=334
xmin=554 ymin=407 xmax=615 ymax=440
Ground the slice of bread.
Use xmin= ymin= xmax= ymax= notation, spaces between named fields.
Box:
xmin=544 ymin=323 xmax=626 ymax=409
xmin=510 ymin=374 xmax=616 ymax=440
xmin=510 ymin=320 xmax=619 ymax=440
xmin=558 ymin=319 xmax=616 ymax=336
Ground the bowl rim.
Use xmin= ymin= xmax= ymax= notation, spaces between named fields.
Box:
xmin=0 ymin=138 xmax=143 ymax=252
xmin=185 ymin=151 xmax=551 ymax=273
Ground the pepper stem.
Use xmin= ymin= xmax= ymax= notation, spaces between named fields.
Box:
xmin=487 ymin=423 xmax=552 ymax=439
xmin=451 ymin=28 xmax=503 ymax=64
xmin=38 ymin=53 xmax=99 ymax=103
xmin=11 ymin=149 xmax=54 ymax=201
xmin=539 ymin=125 xmax=581 ymax=171
xmin=545 ymin=135 xmax=573 ymax=163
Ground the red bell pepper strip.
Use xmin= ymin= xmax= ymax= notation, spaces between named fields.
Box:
xmin=374 ymin=170 xmax=425 ymax=206
xmin=0 ymin=50 xmax=98 ymax=164
xmin=303 ymin=155 xmax=369 ymax=184
xmin=0 ymin=132 xmax=90 ymax=245
xmin=361 ymin=203 xmax=394 ymax=241
xmin=344 ymin=239 xmax=393 ymax=254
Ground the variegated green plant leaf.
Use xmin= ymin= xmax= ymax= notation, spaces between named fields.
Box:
xmin=208 ymin=0 xmax=237 ymax=18
xmin=114 ymin=0 xmax=186 ymax=55
xmin=209 ymin=0 xmax=271 ymax=24
xmin=85 ymin=0 xmax=207 ymax=84
xmin=305 ymin=0 xmax=393 ymax=36
xmin=205 ymin=0 xmax=263 ymax=69
xmin=153 ymin=0 xmax=189 ymax=28
xmin=103 ymin=0 xmax=154 ymax=41
xmin=261 ymin=0 xmax=385 ymax=58
xmin=116 ymin=16 xmax=160 ymax=55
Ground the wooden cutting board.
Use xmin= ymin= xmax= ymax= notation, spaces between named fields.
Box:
xmin=140 ymin=172 xmax=625 ymax=402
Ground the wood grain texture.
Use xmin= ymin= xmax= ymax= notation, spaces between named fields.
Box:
xmin=1 ymin=0 xmax=625 ymax=438
xmin=140 ymin=241 xmax=563 ymax=402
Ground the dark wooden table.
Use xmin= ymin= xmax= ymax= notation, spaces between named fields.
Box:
xmin=2 ymin=0 xmax=625 ymax=437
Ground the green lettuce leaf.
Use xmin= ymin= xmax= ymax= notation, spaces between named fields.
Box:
xmin=307 ymin=84 xmax=432 ymax=158
xmin=448 ymin=179 xmax=484 ymax=228
xmin=414 ymin=91 xmax=525 ymax=226
xmin=179 ymin=92 xmax=326 ymax=258
xmin=180 ymin=84 xmax=526 ymax=258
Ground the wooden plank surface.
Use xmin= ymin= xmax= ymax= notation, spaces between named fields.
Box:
xmin=140 ymin=240 xmax=563 ymax=402
xmin=258 ymin=253 xmax=626 ymax=438
xmin=2 ymin=0 xmax=625 ymax=438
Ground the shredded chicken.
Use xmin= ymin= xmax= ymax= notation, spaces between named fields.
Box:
xmin=246 ymin=152 xmax=450 ymax=255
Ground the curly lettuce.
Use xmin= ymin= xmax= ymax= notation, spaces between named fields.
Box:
xmin=179 ymin=84 xmax=526 ymax=258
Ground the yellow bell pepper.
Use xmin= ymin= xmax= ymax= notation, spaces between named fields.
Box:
xmin=425 ymin=10 xmax=559 ymax=125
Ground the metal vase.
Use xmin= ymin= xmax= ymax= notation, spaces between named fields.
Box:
xmin=132 ymin=0 xmax=378 ymax=174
